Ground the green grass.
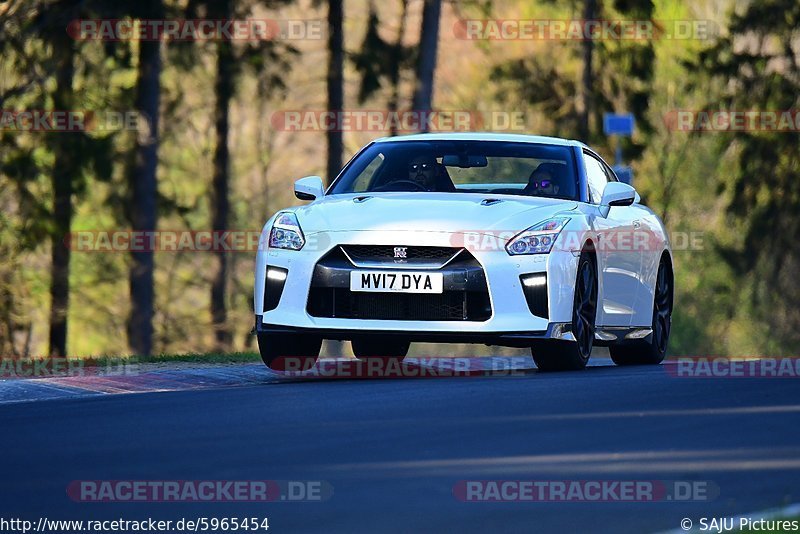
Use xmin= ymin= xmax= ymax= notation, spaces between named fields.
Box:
xmin=1 ymin=352 xmax=263 ymax=379
xmin=61 ymin=352 xmax=262 ymax=367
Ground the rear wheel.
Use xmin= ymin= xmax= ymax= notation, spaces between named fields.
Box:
xmin=610 ymin=257 xmax=672 ymax=366
xmin=257 ymin=332 xmax=321 ymax=371
xmin=532 ymin=250 xmax=597 ymax=372
xmin=352 ymin=337 xmax=410 ymax=361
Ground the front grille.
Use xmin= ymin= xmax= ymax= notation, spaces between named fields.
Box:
xmin=307 ymin=288 xmax=491 ymax=321
xmin=307 ymin=246 xmax=492 ymax=321
xmin=341 ymin=245 xmax=459 ymax=265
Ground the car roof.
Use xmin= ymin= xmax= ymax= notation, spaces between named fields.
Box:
xmin=372 ymin=132 xmax=587 ymax=148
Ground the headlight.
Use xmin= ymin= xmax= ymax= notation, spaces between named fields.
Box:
xmin=269 ymin=212 xmax=305 ymax=251
xmin=506 ymin=217 xmax=570 ymax=255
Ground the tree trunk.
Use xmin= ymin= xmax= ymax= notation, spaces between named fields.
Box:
xmin=128 ymin=2 xmax=163 ymax=358
xmin=577 ymin=0 xmax=596 ymax=141
xmin=411 ymin=0 xmax=441 ymax=131
xmin=388 ymin=0 xmax=409 ymax=137
xmin=210 ymin=16 xmax=234 ymax=351
xmin=326 ymin=0 xmax=344 ymax=184
xmin=48 ymin=40 xmax=75 ymax=358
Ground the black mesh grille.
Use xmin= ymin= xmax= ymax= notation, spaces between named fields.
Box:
xmin=308 ymin=246 xmax=491 ymax=321
xmin=307 ymin=288 xmax=491 ymax=321
xmin=341 ymin=245 xmax=459 ymax=263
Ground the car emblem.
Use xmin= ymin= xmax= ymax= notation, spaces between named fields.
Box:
xmin=393 ymin=247 xmax=407 ymax=259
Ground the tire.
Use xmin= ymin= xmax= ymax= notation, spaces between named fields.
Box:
xmin=257 ymin=332 xmax=321 ymax=371
xmin=610 ymin=257 xmax=673 ymax=366
xmin=532 ymin=250 xmax=597 ymax=372
xmin=352 ymin=337 xmax=410 ymax=361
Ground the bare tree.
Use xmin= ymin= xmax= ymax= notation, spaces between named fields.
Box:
xmin=47 ymin=7 xmax=77 ymax=358
xmin=210 ymin=0 xmax=234 ymax=350
xmin=576 ymin=0 xmax=596 ymax=142
xmin=326 ymin=0 xmax=344 ymax=184
xmin=128 ymin=0 xmax=164 ymax=357
xmin=388 ymin=0 xmax=409 ymax=136
xmin=411 ymin=0 xmax=442 ymax=130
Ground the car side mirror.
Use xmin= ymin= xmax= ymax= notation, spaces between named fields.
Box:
xmin=600 ymin=181 xmax=636 ymax=208
xmin=294 ymin=176 xmax=324 ymax=201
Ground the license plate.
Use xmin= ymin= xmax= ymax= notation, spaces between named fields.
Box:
xmin=350 ymin=271 xmax=443 ymax=294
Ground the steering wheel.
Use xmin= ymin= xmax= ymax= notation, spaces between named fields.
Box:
xmin=373 ymin=179 xmax=428 ymax=192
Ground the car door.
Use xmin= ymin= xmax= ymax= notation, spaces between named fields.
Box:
xmin=583 ymin=151 xmax=642 ymax=328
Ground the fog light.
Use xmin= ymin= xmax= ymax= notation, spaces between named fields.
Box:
xmin=264 ymin=266 xmax=288 ymax=312
xmin=522 ymin=273 xmax=546 ymax=287
xmin=520 ymin=273 xmax=548 ymax=318
xmin=267 ymin=268 xmax=288 ymax=281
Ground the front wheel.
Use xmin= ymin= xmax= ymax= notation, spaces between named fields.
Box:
xmin=610 ymin=257 xmax=673 ymax=366
xmin=532 ymin=250 xmax=597 ymax=372
xmin=257 ymin=332 xmax=321 ymax=371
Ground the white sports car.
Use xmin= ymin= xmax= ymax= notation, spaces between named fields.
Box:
xmin=254 ymin=133 xmax=673 ymax=371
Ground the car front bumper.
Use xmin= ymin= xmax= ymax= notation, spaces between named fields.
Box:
xmin=254 ymin=230 xmax=581 ymax=340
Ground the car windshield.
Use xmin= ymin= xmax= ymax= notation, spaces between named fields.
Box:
xmin=329 ymin=140 xmax=579 ymax=201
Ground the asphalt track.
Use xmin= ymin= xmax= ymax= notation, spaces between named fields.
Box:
xmin=1 ymin=355 xmax=798 ymax=533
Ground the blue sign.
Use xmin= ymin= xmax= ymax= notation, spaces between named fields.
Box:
xmin=613 ymin=165 xmax=634 ymax=185
xmin=603 ymin=113 xmax=635 ymax=136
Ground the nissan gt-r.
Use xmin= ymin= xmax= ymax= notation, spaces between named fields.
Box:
xmin=254 ymin=133 xmax=673 ymax=371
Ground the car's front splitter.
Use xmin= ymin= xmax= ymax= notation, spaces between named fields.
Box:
xmin=255 ymin=316 xmax=579 ymax=348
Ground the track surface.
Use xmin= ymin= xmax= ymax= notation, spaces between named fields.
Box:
xmin=1 ymin=356 xmax=798 ymax=533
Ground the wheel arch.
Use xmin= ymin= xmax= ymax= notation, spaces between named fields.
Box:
xmin=580 ymin=237 xmax=600 ymax=307
xmin=659 ymin=248 xmax=675 ymax=309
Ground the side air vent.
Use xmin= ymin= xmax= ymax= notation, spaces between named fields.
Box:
xmin=520 ymin=273 xmax=548 ymax=319
xmin=264 ymin=266 xmax=288 ymax=312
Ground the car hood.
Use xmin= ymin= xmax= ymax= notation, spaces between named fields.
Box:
xmin=288 ymin=192 xmax=577 ymax=236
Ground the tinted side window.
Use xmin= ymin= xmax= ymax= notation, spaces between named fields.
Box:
xmin=602 ymin=161 xmax=619 ymax=182
xmin=583 ymin=153 xmax=609 ymax=204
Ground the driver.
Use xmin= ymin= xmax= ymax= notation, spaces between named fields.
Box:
xmin=524 ymin=164 xmax=562 ymax=197
xmin=408 ymin=155 xmax=439 ymax=190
